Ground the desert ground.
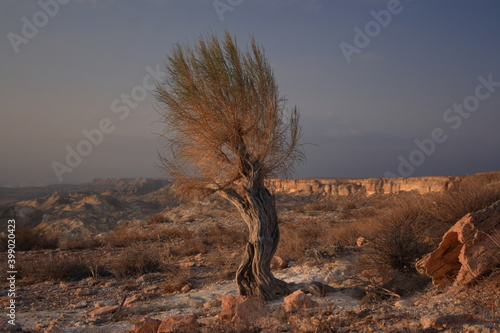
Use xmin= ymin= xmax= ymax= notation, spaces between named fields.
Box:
xmin=1 ymin=172 xmax=499 ymax=332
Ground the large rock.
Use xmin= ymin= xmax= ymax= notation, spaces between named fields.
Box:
xmin=218 ymin=295 xmax=266 ymax=323
xmin=283 ymin=290 xmax=318 ymax=313
xmin=157 ymin=314 xmax=200 ymax=333
xmin=131 ymin=316 xmax=161 ymax=333
xmin=270 ymin=256 xmax=288 ymax=270
xmin=416 ymin=200 xmax=500 ymax=287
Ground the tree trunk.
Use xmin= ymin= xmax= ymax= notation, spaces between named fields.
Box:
xmin=237 ymin=183 xmax=290 ymax=300
xmin=219 ymin=180 xmax=290 ymax=300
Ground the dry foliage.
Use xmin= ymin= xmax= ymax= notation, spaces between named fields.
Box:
xmin=6 ymin=226 xmax=59 ymax=251
xmin=19 ymin=255 xmax=97 ymax=282
xmin=155 ymin=30 xmax=303 ymax=197
xmin=110 ymin=242 xmax=173 ymax=278
xmin=277 ymin=217 xmax=364 ymax=263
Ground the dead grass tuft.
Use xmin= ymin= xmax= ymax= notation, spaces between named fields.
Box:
xmin=6 ymin=226 xmax=59 ymax=251
xmin=19 ymin=255 xmax=100 ymax=282
xmin=110 ymin=242 xmax=174 ymax=278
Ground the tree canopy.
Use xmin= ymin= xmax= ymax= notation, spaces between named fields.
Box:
xmin=155 ymin=30 xmax=303 ymax=197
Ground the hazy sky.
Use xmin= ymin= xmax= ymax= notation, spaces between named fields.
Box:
xmin=1 ymin=0 xmax=500 ymax=186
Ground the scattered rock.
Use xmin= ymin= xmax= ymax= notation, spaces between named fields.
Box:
xmin=74 ymin=288 xmax=96 ymax=297
xmin=124 ymin=294 xmax=145 ymax=307
xmin=181 ymin=283 xmax=192 ymax=292
xmin=394 ymin=300 xmax=413 ymax=308
xmin=70 ymin=301 xmax=88 ymax=309
xmin=463 ymin=324 xmax=494 ymax=333
xmin=356 ymin=236 xmax=368 ymax=247
xmin=283 ymin=290 xmax=318 ymax=313
xmin=420 ymin=314 xmax=474 ymax=329
xmin=218 ymin=295 xmax=266 ymax=323
xmin=59 ymin=282 xmax=71 ymax=290
xmin=88 ymin=305 xmax=119 ymax=317
xmin=416 ymin=200 xmax=500 ymax=287
xmin=157 ymin=314 xmax=200 ymax=333
xmin=143 ymin=285 xmax=161 ymax=293
xmin=131 ymin=316 xmax=161 ymax=333
xmin=270 ymin=256 xmax=288 ymax=270
xmin=340 ymin=287 xmax=366 ymax=300
xmin=94 ymin=300 xmax=119 ymax=307
xmin=137 ymin=273 xmax=163 ymax=283
xmin=203 ymin=298 xmax=222 ymax=309
xmin=103 ymin=281 xmax=117 ymax=288
xmin=44 ymin=325 xmax=65 ymax=333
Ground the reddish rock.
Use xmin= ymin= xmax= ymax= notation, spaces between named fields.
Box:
xmin=218 ymin=295 xmax=266 ymax=323
xmin=283 ymin=290 xmax=318 ymax=313
xmin=181 ymin=283 xmax=192 ymax=292
xmin=157 ymin=314 xmax=200 ymax=333
xmin=130 ymin=316 xmax=161 ymax=333
xmin=270 ymin=256 xmax=288 ymax=270
xmin=88 ymin=305 xmax=119 ymax=317
xmin=420 ymin=314 xmax=474 ymax=329
xmin=416 ymin=200 xmax=500 ymax=287
xmin=124 ymin=294 xmax=146 ymax=307
xmin=356 ymin=236 xmax=368 ymax=247
xmin=74 ymin=288 xmax=96 ymax=297
xmin=44 ymin=325 xmax=65 ymax=333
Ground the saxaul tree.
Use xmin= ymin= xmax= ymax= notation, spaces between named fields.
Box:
xmin=155 ymin=31 xmax=303 ymax=300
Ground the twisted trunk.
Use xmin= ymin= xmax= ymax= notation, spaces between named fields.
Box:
xmin=218 ymin=179 xmax=290 ymax=300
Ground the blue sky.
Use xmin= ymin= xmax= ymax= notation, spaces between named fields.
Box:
xmin=1 ymin=0 xmax=499 ymax=186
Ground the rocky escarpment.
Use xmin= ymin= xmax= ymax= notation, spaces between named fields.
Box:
xmin=267 ymin=176 xmax=462 ymax=196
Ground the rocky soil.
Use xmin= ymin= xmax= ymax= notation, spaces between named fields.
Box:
xmin=1 ymin=250 xmax=498 ymax=332
xmin=1 ymin=173 xmax=499 ymax=332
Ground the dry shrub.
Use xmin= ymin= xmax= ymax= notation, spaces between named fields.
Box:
xmin=103 ymin=225 xmax=193 ymax=248
xmin=355 ymin=199 xmax=433 ymax=291
xmin=428 ymin=176 xmax=500 ymax=228
xmin=456 ymin=268 xmax=500 ymax=322
xmin=303 ymin=197 xmax=337 ymax=212
xmin=277 ymin=217 xmax=363 ymax=263
xmin=168 ymin=237 xmax=208 ymax=257
xmin=148 ymin=213 xmax=169 ymax=224
xmin=103 ymin=228 xmax=145 ymax=248
xmin=58 ymin=237 xmax=101 ymax=250
xmin=203 ymin=224 xmax=246 ymax=248
xmin=354 ymin=177 xmax=500 ymax=295
xmin=162 ymin=270 xmax=190 ymax=294
xmin=110 ymin=242 xmax=173 ymax=278
xmin=8 ymin=226 xmax=59 ymax=251
xmin=19 ymin=255 xmax=98 ymax=281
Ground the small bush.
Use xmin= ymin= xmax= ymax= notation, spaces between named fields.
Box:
xmin=110 ymin=242 xmax=172 ymax=278
xmin=162 ymin=272 xmax=190 ymax=294
xmin=148 ymin=213 xmax=169 ymax=224
xmin=428 ymin=177 xmax=500 ymax=228
xmin=19 ymin=255 xmax=97 ymax=281
xmin=356 ymin=199 xmax=432 ymax=287
xmin=278 ymin=217 xmax=363 ymax=263
xmin=58 ymin=237 xmax=102 ymax=250
xmin=7 ymin=226 xmax=59 ymax=251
